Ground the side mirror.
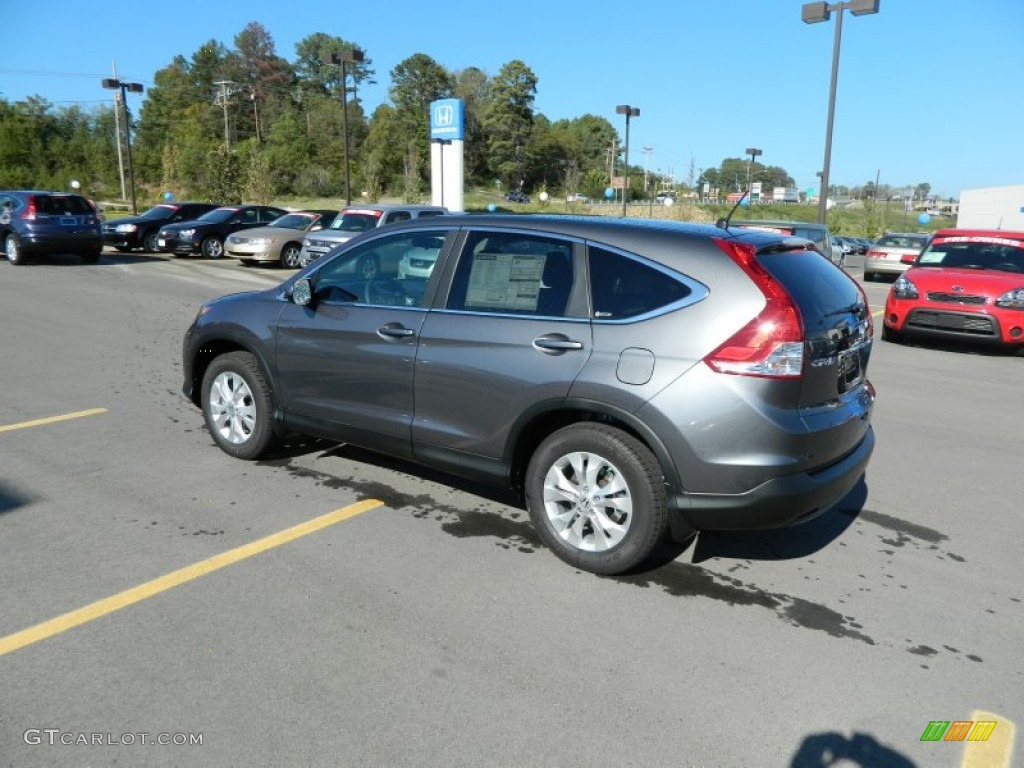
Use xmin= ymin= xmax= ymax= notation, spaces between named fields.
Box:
xmin=292 ymin=278 xmax=313 ymax=307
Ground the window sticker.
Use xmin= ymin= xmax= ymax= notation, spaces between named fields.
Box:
xmin=919 ymin=250 xmax=945 ymax=264
xmin=465 ymin=253 xmax=545 ymax=312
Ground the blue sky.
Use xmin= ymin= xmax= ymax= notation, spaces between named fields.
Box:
xmin=2 ymin=1 xmax=1021 ymax=200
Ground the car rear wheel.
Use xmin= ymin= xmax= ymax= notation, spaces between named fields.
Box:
xmin=881 ymin=324 xmax=902 ymax=343
xmin=201 ymin=352 xmax=276 ymax=460
xmin=143 ymin=230 xmax=160 ymax=252
xmin=525 ymin=423 xmax=668 ymax=575
xmin=5 ymin=234 xmax=27 ymax=265
xmin=201 ymin=236 xmax=224 ymax=259
xmin=281 ymin=243 xmax=302 ymax=269
xmin=863 ymin=270 xmax=875 ymax=282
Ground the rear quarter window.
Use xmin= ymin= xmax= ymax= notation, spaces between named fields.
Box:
xmin=588 ymin=246 xmax=692 ymax=319
xmin=759 ymin=250 xmax=861 ymax=322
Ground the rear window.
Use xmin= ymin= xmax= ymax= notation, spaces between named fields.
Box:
xmin=36 ymin=195 xmax=92 ymax=215
xmin=876 ymin=234 xmax=927 ymax=248
xmin=759 ymin=250 xmax=861 ymax=324
xmin=917 ymin=234 xmax=1024 ymax=273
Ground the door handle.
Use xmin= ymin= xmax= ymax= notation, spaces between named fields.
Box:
xmin=533 ymin=337 xmax=583 ymax=351
xmin=378 ymin=326 xmax=415 ymax=338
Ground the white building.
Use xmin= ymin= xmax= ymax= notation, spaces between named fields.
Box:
xmin=956 ymin=184 xmax=1024 ymax=229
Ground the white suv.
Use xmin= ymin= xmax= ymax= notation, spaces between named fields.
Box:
xmin=298 ymin=204 xmax=448 ymax=269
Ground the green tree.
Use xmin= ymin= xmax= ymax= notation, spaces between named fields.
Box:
xmin=481 ymin=60 xmax=537 ymax=187
xmin=202 ymin=145 xmax=242 ymax=203
xmin=388 ymin=54 xmax=454 ymax=188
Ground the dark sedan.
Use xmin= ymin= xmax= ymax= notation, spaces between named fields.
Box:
xmin=102 ymin=202 xmax=218 ymax=252
xmin=157 ymin=205 xmax=287 ymax=259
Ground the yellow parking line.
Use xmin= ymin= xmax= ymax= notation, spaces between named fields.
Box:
xmin=0 ymin=408 xmax=108 ymax=433
xmin=962 ymin=710 xmax=1016 ymax=768
xmin=0 ymin=499 xmax=382 ymax=657
xmin=872 ymin=308 xmax=884 ymax=317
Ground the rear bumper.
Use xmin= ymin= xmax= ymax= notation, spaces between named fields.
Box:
xmin=865 ymin=257 xmax=911 ymax=275
xmin=679 ymin=426 xmax=874 ymax=530
xmin=22 ymin=232 xmax=102 ymax=254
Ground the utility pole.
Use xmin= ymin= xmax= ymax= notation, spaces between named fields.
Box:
xmin=213 ymin=81 xmax=235 ymax=149
xmin=111 ymin=61 xmax=126 ymax=200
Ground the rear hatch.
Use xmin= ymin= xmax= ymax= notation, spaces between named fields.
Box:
xmin=31 ymin=194 xmax=99 ymax=236
xmin=757 ymin=246 xmax=872 ymax=412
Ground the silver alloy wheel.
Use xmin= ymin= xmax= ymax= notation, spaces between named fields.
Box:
xmin=542 ymin=451 xmax=633 ymax=552
xmin=281 ymin=244 xmax=301 ymax=268
xmin=208 ymin=370 xmax=257 ymax=445
xmin=202 ymin=237 xmax=224 ymax=259
xmin=6 ymin=235 xmax=20 ymax=264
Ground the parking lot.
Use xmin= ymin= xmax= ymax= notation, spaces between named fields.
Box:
xmin=1 ymin=248 xmax=1020 ymax=767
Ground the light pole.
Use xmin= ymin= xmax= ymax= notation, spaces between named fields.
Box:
xmin=745 ymin=147 xmax=762 ymax=206
xmin=642 ymin=145 xmax=653 ymax=194
xmin=324 ymin=48 xmax=365 ymax=205
xmin=802 ymin=0 xmax=880 ymax=224
xmin=615 ymin=105 xmax=639 ymax=216
xmin=101 ymin=78 xmax=143 ymax=215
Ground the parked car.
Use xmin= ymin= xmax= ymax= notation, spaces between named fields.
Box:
xmin=226 ymin=210 xmax=339 ymax=268
xmin=182 ymin=214 xmax=875 ymax=576
xmin=655 ymin=191 xmax=676 ymax=204
xmin=566 ymin=194 xmax=591 ymax=204
xmin=298 ymin=205 xmax=449 ymax=270
xmin=156 ymin=205 xmax=287 ymax=259
xmin=730 ymin=219 xmax=841 ymax=265
xmin=0 ymin=190 xmax=103 ymax=265
xmin=882 ymin=228 xmax=1024 ymax=353
xmin=863 ymin=232 xmax=929 ymax=281
xmin=505 ymin=190 xmax=530 ymax=204
xmin=102 ymin=202 xmax=218 ymax=253
xmin=838 ymin=236 xmax=864 ymax=256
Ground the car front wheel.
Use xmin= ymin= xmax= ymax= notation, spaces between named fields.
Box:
xmin=525 ymin=423 xmax=668 ymax=575
xmin=201 ymin=351 xmax=276 ymax=459
xmin=143 ymin=230 xmax=160 ymax=252
xmin=281 ymin=243 xmax=302 ymax=268
xmin=201 ymin=236 xmax=224 ymax=259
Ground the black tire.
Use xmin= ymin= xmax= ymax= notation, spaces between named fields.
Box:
xmin=143 ymin=230 xmax=160 ymax=253
xmin=525 ymin=423 xmax=668 ymax=575
xmin=881 ymin=323 xmax=902 ymax=343
xmin=863 ymin=270 xmax=875 ymax=282
xmin=201 ymin=236 xmax=224 ymax=259
xmin=281 ymin=243 xmax=302 ymax=269
xmin=238 ymin=259 xmax=254 ymax=267
xmin=80 ymin=250 xmax=101 ymax=265
xmin=200 ymin=351 xmax=276 ymax=460
xmin=5 ymin=233 xmax=27 ymax=265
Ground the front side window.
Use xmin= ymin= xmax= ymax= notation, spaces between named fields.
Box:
xmin=198 ymin=208 xmax=237 ymax=224
xmin=311 ymin=230 xmax=451 ymax=308
xmin=384 ymin=211 xmax=412 ymax=224
xmin=447 ymin=232 xmax=575 ymax=317
xmin=330 ymin=211 xmax=382 ymax=232
xmin=588 ymin=246 xmax=692 ymax=320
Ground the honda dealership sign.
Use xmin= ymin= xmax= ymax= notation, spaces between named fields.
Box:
xmin=430 ymin=99 xmax=464 ymax=211
xmin=430 ymin=99 xmax=464 ymax=141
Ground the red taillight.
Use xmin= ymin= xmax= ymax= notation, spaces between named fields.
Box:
xmin=21 ymin=196 xmax=38 ymax=220
xmin=900 ymin=254 xmax=915 ymax=264
xmin=866 ymin=250 xmax=881 ymax=258
xmin=704 ymin=238 xmax=804 ymax=378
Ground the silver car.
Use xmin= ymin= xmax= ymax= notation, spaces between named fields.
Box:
xmin=183 ymin=215 xmax=875 ymax=575
xmin=298 ymin=204 xmax=449 ymax=270
xmin=863 ymin=232 xmax=928 ymax=281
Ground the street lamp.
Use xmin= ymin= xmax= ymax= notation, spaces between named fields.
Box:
xmin=802 ymin=0 xmax=880 ymax=224
xmin=615 ymin=105 xmax=639 ymax=216
xmin=745 ymin=147 xmax=762 ymax=206
xmin=101 ymin=78 xmax=144 ymax=215
xmin=323 ymin=48 xmax=365 ymax=205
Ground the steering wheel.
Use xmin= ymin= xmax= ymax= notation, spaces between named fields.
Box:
xmin=364 ymin=278 xmax=406 ymax=306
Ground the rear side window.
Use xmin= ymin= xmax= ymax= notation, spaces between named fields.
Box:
xmin=876 ymin=234 xmax=927 ymax=249
xmin=588 ymin=246 xmax=691 ymax=319
xmin=447 ymin=231 xmax=575 ymax=317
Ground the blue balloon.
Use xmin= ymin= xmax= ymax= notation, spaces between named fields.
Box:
xmin=604 ymin=187 xmax=614 ymax=199
xmin=163 ymin=191 xmax=173 ymax=201
xmin=739 ymin=198 xmax=749 ymax=206
xmin=917 ymin=213 xmax=931 ymax=225
xmin=487 ymin=203 xmax=497 ymax=212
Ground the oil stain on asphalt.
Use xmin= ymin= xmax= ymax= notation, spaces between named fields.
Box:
xmin=262 ymin=456 xmax=985 ymax=662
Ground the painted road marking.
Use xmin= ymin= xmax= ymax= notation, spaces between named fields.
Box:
xmin=962 ymin=710 xmax=1016 ymax=768
xmin=0 ymin=499 xmax=382 ymax=657
xmin=0 ymin=408 xmax=108 ymax=433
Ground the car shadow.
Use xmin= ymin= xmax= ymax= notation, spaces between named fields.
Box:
xmin=684 ymin=476 xmax=868 ymax=564
xmin=790 ymin=730 xmax=916 ymax=767
xmin=0 ymin=481 xmax=35 ymax=515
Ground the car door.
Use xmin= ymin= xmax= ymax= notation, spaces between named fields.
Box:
xmin=273 ymin=228 xmax=455 ymax=457
xmin=412 ymin=229 xmax=592 ymax=469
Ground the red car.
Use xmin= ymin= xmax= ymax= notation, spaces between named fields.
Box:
xmin=883 ymin=228 xmax=1024 ymax=351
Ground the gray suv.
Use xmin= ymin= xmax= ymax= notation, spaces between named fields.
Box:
xmin=183 ymin=215 xmax=875 ymax=575
xmin=298 ymin=204 xmax=448 ymax=270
